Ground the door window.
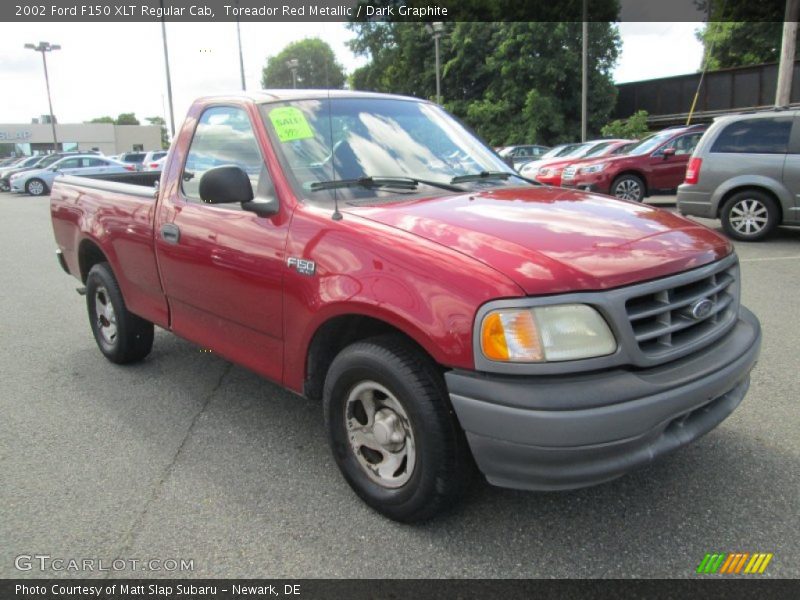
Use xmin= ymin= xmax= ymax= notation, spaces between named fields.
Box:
xmin=662 ymin=133 xmax=704 ymax=156
xmin=182 ymin=106 xmax=264 ymax=202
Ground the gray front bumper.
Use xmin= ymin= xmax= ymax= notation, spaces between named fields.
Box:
xmin=446 ymin=308 xmax=761 ymax=491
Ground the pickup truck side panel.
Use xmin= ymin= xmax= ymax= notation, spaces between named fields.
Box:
xmin=51 ymin=181 xmax=169 ymax=328
xmin=281 ymin=206 xmax=524 ymax=394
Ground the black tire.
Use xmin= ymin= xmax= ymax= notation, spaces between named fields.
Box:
xmin=86 ymin=262 xmax=154 ymax=364
xmin=720 ymin=190 xmax=779 ymax=242
xmin=26 ymin=178 xmax=48 ymax=196
xmin=611 ymin=174 xmax=645 ymax=202
xmin=323 ymin=335 xmax=471 ymax=522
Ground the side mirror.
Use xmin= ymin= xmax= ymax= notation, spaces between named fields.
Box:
xmin=198 ymin=165 xmax=278 ymax=217
xmin=199 ymin=165 xmax=254 ymax=205
xmin=662 ymin=147 xmax=677 ymax=159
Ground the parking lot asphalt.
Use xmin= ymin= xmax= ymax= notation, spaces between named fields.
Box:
xmin=1 ymin=191 xmax=798 ymax=579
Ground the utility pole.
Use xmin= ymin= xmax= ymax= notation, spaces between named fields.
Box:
xmin=160 ymin=0 xmax=176 ymax=138
xmin=581 ymin=0 xmax=588 ymax=142
xmin=24 ymin=41 xmax=60 ymax=152
xmin=235 ymin=0 xmax=246 ymax=91
xmin=776 ymin=0 xmax=799 ymax=107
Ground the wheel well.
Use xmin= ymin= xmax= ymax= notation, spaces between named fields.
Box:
xmin=612 ymin=170 xmax=648 ymax=195
xmin=78 ymin=240 xmax=108 ymax=283
xmin=303 ymin=315 xmax=437 ymax=401
xmin=717 ymin=185 xmax=783 ymax=221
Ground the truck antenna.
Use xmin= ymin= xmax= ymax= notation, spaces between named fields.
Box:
xmin=327 ymin=88 xmax=342 ymax=221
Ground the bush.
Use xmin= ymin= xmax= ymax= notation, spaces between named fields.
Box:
xmin=601 ymin=110 xmax=650 ymax=140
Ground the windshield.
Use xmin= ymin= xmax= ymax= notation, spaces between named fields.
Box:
xmin=625 ymin=131 xmax=674 ymax=156
xmin=261 ymin=98 xmax=525 ymax=204
xmin=584 ymin=141 xmax=615 ymax=157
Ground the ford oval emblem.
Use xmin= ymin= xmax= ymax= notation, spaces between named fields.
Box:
xmin=690 ymin=298 xmax=714 ymax=320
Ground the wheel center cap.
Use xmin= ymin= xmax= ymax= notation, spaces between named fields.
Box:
xmin=372 ymin=408 xmax=405 ymax=450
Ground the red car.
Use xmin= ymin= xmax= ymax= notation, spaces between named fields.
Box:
xmin=50 ymin=92 xmax=759 ymax=522
xmin=533 ymin=139 xmax=633 ymax=186
xmin=562 ymin=124 xmax=706 ymax=201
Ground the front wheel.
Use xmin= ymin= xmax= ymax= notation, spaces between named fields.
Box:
xmin=721 ymin=191 xmax=779 ymax=241
xmin=86 ymin=262 xmax=154 ymax=364
xmin=26 ymin=178 xmax=48 ymax=196
xmin=611 ymin=174 xmax=645 ymax=202
xmin=323 ymin=335 xmax=471 ymax=522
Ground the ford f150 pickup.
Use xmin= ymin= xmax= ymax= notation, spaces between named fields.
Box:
xmin=51 ymin=91 xmax=761 ymax=522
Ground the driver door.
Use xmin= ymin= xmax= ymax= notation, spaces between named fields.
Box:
xmin=155 ymin=105 xmax=289 ymax=384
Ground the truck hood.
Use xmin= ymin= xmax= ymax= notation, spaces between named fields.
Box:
xmin=344 ymin=186 xmax=731 ymax=295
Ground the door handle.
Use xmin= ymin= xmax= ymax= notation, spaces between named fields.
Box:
xmin=160 ymin=223 xmax=180 ymax=244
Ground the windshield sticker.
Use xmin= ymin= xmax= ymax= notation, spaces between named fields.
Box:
xmin=269 ymin=107 xmax=314 ymax=142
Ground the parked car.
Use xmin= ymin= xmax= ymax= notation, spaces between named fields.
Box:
xmin=142 ymin=152 xmax=168 ymax=171
xmin=534 ymin=139 xmax=633 ymax=187
xmin=0 ymin=157 xmax=22 ymax=168
xmin=497 ymin=144 xmax=550 ymax=169
xmin=50 ymin=91 xmax=760 ymax=522
xmin=0 ymin=155 xmax=59 ymax=191
xmin=677 ymin=110 xmax=800 ymax=241
xmin=116 ymin=152 xmax=148 ymax=170
xmin=11 ymin=155 xmax=134 ymax=196
xmin=516 ymin=143 xmax=587 ymax=177
xmin=562 ymin=124 xmax=706 ymax=201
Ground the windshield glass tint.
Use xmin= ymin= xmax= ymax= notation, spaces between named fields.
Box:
xmin=584 ymin=142 xmax=614 ymax=157
xmin=625 ymin=131 xmax=674 ymax=155
xmin=261 ymin=98 xmax=515 ymax=203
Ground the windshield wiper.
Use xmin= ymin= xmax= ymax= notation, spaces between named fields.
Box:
xmin=309 ymin=176 xmax=465 ymax=193
xmin=450 ymin=170 xmax=542 ymax=186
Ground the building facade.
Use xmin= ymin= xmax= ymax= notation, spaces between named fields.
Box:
xmin=0 ymin=122 xmax=162 ymax=156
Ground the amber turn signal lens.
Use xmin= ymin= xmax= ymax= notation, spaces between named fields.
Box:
xmin=480 ymin=310 xmax=544 ymax=362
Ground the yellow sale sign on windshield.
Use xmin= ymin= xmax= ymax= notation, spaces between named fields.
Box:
xmin=269 ymin=107 xmax=314 ymax=142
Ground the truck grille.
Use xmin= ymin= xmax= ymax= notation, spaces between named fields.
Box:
xmin=562 ymin=166 xmax=577 ymax=180
xmin=624 ymin=259 xmax=739 ymax=360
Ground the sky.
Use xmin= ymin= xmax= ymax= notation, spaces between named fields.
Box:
xmin=0 ymin=22 xmax=705 ymax=128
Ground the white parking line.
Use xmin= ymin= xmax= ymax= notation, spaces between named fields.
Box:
xmin=740 ymin=255 xmax=800 ymax=263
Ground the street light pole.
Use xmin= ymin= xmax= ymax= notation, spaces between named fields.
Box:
xmin=581 ymin=0 xmax=588 ymax=142
xmin=159 ymin=0 xmax=176 ymax=139
xmin=24 ymin=41 xmax=60 ymax=152
xmin=425 ymin=22 xmax=444 ymax=104
xmin=287 ymin=59 xmax=299 ymax=89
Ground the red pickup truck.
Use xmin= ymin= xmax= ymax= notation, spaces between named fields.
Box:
xmin=51 ymin=91 xmax=761 ymax=522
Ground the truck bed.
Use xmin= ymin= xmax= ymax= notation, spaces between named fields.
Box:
xmin=55 ymin=171 xmax=161 ymax=198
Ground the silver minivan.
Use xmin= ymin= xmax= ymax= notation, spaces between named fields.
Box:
xmin=677 ymin=109 xmax=800 ymax=241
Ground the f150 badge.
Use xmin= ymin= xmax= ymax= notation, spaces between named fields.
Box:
xmin=287 ymin=256 xmax=316 ymax=276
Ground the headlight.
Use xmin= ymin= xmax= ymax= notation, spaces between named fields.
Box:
xmin=480 ymin=304 xmax=616 ymax=362
xmin=580 ymin=163 xmax=607 ymax=174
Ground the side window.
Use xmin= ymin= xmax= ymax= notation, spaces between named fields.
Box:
xmin=182 ymin=106 xmax=264 ymax=202
xmin=85 ymin=158 xmax=106 ymax=167
xmin=57 ymin=158 xmax=81 ymax=169
xmin=710 ymin=118 xmax=792 ymax=154
xmin=673 ymin=133 xmax=703 ymax=156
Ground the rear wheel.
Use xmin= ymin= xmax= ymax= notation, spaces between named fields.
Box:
xmin=323 ymin=335 xmax=471 ymax=522
xmin=86 ymin=262 xmax=154 ymax=364
xmin=611 ymin=174 xmax=645 ymax=202
xmin=721 ymin=191 xmax=779 ymax=241
xmin=26 ymin=178 xmax=47 ymax=196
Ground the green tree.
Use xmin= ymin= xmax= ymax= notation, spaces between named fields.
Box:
xmin=87 ymin=116 xmax=115 ymax=124
xmin=146 ymin=116 xmax=170 ymax=149
xmin=601 ymin=110 xmax=650 ymax=139
xmin=695 ymin=1 xmax=795 ymax=70
xmin=261 ymin=38 xmax=346 ymax=89
xmin=115 ymin=113 xmax=140 ymax=125
xmin=348 ymin=22 xmax=621 ymax=146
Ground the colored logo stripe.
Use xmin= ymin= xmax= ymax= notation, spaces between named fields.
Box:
xmin=696 ymin=553 xmax=773 ymax=574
